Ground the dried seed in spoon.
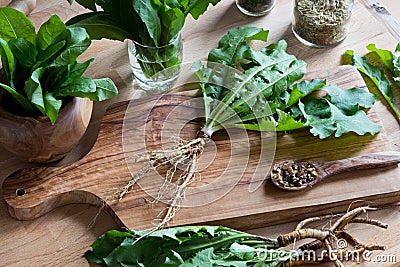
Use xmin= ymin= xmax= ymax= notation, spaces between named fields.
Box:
xmin=271 ymin=160 xmax=318 ymax=188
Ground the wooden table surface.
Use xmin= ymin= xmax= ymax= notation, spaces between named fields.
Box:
xmin=1 ymin=0 xmax=400 ymax=266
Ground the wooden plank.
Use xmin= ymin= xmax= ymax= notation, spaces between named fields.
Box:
xmin=3 ymin=66 xmax=400 ymax=230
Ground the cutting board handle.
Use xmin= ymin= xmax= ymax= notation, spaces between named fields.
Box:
xmin=2 ymin=66 xmax=399 ymax=231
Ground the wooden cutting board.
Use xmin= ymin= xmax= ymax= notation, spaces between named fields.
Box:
xmin=3 ymin=66 xmax=400 ymax=230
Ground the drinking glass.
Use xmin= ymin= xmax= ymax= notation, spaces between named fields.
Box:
xmin=128 ymin=34 xmax=183 ymax=90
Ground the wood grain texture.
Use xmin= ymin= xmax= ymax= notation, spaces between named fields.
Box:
xmin=315 ymin=152 xmax=400 ymax=178
xmin=0 ymin=97 xmax=93 ymax=163
xmin=3 ymin=66 xmax=400 ymax=232
xmin=1 ymin=0 xmax=400 ymax=266
xmin=271 ymin=152 xmax=400 ymax=191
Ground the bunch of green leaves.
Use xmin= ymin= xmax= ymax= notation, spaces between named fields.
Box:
xmin=66 ymin=0 xmax=221 ymax=47
xmin=344 ymin=43 xmax=400 ymax=118
xmin=0 ymin=8 xmax=118 ymax=124
xmin=85 ymin=226 xmax=296 ymax=266
xmin=193 ymin=27 xmax=381 ymax=139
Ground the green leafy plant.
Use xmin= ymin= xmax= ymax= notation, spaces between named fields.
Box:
xmin=197 ymin=27 xmax=381 ymax=139
xmin=344 ymin=43 xmax=400 ymax=119
xmin=66 ymin=0 xmax=222 ymax=78
xmin=85 ymin=207 xmax=387 ymax=267
xmin=0 ymin=7 xmax=118 ymax=124
xmin=66 ymin=0 xmax=221 ymax=45
xmin=116 ymin=27 xmax=381 ymax=237
xmin=85 ymin=226 xmax=295 ymax=266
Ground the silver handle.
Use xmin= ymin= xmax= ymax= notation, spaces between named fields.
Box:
xmin=363 ymin=0 xmax=400 ymax=41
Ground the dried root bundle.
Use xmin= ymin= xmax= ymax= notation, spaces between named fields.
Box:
xmin=279 ymin=206 xmax=387 ymax=267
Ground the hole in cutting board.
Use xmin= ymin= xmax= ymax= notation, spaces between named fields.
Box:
xmin=15 ymin=188 xmax=26 ymax=197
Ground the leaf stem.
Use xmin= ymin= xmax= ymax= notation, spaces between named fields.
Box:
xmin=204 ymin=57 xmax=297 ymax=132
xmin=176 ymin=234 xmax=279 ymax=253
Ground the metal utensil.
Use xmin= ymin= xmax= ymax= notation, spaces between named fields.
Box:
xmin=270 ymin=151 xmax=400 ymax=191
xmin=363 ymin=0 xmax=400 ymax=41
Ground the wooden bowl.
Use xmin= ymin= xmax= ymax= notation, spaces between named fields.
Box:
xmin=0 ymin=96 xmax=93 ymax=163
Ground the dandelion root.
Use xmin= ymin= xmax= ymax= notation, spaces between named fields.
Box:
xmin=279 ymin=206 xmax=387 ymax=266
xmin=116 ymin=137 xmax=206 ymax=239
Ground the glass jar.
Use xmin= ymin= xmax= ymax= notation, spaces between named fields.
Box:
xmin=236 ymin=0 xmax=276 ymax=16
xmin=292 ymin=0 xmax=354 ymax=47
xmin=128 ymin=34 xmax=183 ymax=90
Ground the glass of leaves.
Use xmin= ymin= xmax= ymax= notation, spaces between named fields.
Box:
xmin=66 ymin=0 xmax=222 ymax=91
xmin=128 ymin=34 xmax=183 ymax=90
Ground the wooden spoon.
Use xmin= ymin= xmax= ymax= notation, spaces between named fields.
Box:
xmin=270 ymin=152 xmax=400 ymax=191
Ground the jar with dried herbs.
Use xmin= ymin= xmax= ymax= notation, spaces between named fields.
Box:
xmin=292 ymin=0 xmax=354 ymax=47
xmin=236 ymin=0 xmax=276 ymax=16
